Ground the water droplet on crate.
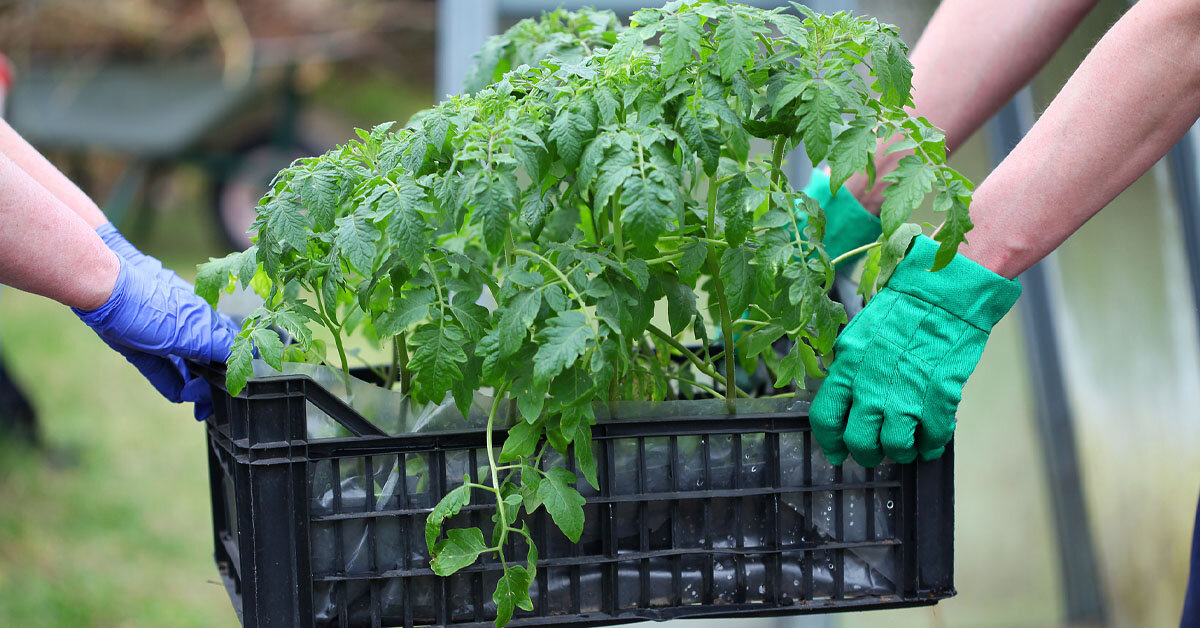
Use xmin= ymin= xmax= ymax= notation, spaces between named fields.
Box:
xmin=758 ymin=585 xmax=765 ymax=595
xmin=886 ymin=500 xmax=894 ymax=510
xmin=793 ymin=579 xmax=800 ymax=587
xmin=827 ymin=562 xmax=835 ymax=570
xmin=750 ymin=465 xmax=757 ymax=472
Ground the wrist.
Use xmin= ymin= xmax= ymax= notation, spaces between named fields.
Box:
xmin=74 ymin=247 xmax=122 ymax=311
xmin=889 ymin=235 xmax=1022 ymax=330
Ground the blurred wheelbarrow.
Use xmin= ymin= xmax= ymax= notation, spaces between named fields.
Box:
xmin=5 ymin=53 xmax=318 ymax=251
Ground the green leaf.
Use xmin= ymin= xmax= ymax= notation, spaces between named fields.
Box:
xmin=678 ymin=240 xmax=708 ymax=282
xmin=774 ymin=337 xmax=823 ymax=386
xmin=549 ymin=94 xmax=596 ymax=169
xmin=265 ymin=195 xmax=310 ymax=253
xmin=292 ymin=164 xmax=343 ymax=231
xmin=431 ymin=527 xmax=489 ymax=576
xmin=797 ymin=86 xmax=840 ymax=165
xmin=870 ymin=31 xmax=912 ymax=108
xmin=425 ymin=482 xmax=471 ymax=553
xmin=624 ymin=258 xmax=649 ymax=292
xmin=742 ymin=323 xmax=785 ymax=359
xmin=661 ymin=273 xmax=698 ymax=336
xmin=520 ymin=189 xmax=550 ymax=241
xmin=828 ymin=119 xmax=875 ymax=193
xmin=678 ymin=110 xmax=722 ymax=177
xmin=195 ymin=254 xmax=239 ymax=308
xmin=880 ymin=155 xmax=936 ymax=235
xmin=472 ymin=173 xmax=517 ymax=255
xmin=498 ymin=290 xmax=542 ymax=357
xmin=409 ymin=323 xmax=468 ymax=402
xmin=533 ymin=311 xmax=593 ymax=388
xmin=719 ymin=247 xmax=755 ymax=323
xmin=573 ymin=421 xmax=598 ymax=490
xmin=932 ymin=180 xmax=973 ymax=271
xmin=379 ymin=177 xmax=433 ymax=270
xmin=493 ymin=565 xmax=534 ymax=627
xmin=501 ymin=416 xmax=543 ymax=464
xmin=334 ymin=207 xmax=380 ymax=274
xmin=718 ymin=175 xmax=754 ymax=247
xmin=250 ymin=328 xmax=285 ymax=371
xmin=225 ymin=335 xmax=254 ymax=396
xmin=375 ymin=288 xmax=435 ymax=336
xmin=714 ymin=6 xmax=756 ymax=80
xmin=621 ymin=175 xmax=674 ymax=251
xmin=660 ymin=13 xmax=702 ymax=76
xmin=771 ymin=73 xmax=812 ymax=117
xmin=537 ymin=467 xmax=586 ymax=542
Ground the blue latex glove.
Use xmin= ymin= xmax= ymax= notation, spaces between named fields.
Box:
xmin=74 ymin=252 xmax=238 ymax=420
xmin=95 ymin=222 xmax=226 ymax=418
xmin=96 ymin=222 xmax=192 ymax=291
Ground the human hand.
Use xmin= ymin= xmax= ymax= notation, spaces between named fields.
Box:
xmin=73 ymin=255 xmax=239 ymax=419
xmin=809 ymin=235 xmax=1022 ymax=466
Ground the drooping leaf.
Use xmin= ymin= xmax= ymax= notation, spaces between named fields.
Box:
xmin=880 ymin=155 xmax=936 ymax=236
xmin=828 ymin=119 xmax=875 ymax=193
xmin=250 ymin=328 xmax=285 ymax=371
xmin=431 ymin=527 xmax=489 ymax=576
xmin=376 ymin=288 xmax=435 ymax=336
xmin=719 ymin=247 xmax=755 ymax=323
xmin=713 ymin=6 xmax=757 ymax=79
xmin=797 ymin=86 xmax=841 ymax=165
xmin=533 ymin=311 xmax=593 ymax=388
xmin=536 ymin=467 xmax=586 ymax=542
xmin=493 ymin=565 xmax=534 ymax=627
xmin=225 ymin=335 xmax=255 ymax=396
xmin=425 ymin=482 xmax=471 ymax=553
xmin=334 ymin=206 xmax=380 ymax=274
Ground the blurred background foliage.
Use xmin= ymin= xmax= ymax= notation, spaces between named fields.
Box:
xmin=0 ymin=0 xmax=1196 ymax=627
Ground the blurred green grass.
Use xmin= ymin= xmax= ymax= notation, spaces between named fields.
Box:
xmin=0 ymin=282 xmax=235 ymax=626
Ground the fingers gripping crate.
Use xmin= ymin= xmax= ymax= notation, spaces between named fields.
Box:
xmin=199 ymin=365 xmax=954 ymax=627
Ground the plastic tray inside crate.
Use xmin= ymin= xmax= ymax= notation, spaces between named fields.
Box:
xmin=198 ymin=362 xmax=954 ymax=627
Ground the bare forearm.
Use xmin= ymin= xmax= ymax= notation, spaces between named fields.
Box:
xmin=847 ymin=0 xmax=1096 ymax=213
xmin=0 ymin=119 xmax=108 ymax=228
xmin=0 ymin=153 xmax=118 ymax=309
xmin=958 ymin=0 xmax=1200 ymax=277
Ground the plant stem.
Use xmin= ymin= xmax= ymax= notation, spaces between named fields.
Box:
xmin=702 ymin=176 xmax=741 ymax=411
xmin=645 ymin=252 xmax=685 ymax=266
xmin=706 ymin=177 xmax=719 ymax=237
xmin=313 ymin=280 xmax=352 ymax=396
xmin=511 ymin=249 xmax=597 ymax=327
xmin=635 ymin=367 xmax=722 ymax=399
xmin=646 ymin=324 xmax=747 ymax=398
xmin=830 ymin=241 xmax=883 ymax=267
xmin=486 ymin=380 xmax=513 ymax=569
xmin=657 ymin=235 xmax=728 ymax=248
xmin=610 ymin=194 xmax=624 ymax=261
xmin=770 ymin=136 xmax=787 ymax=208
xmin=386 ymin=336 xmax=400 ymax=390
xmin=397 ymin=334 xmax=410 ymax=393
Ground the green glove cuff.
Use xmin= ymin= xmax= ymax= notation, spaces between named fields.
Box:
xmin=802 ymin=170 xmax=882 ymax=263
xmin=888 ymin=236 xmax=1023 ymax=331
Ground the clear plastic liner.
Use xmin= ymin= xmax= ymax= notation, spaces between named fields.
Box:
xmin=249 ymin=362 xmax=901 ymax=624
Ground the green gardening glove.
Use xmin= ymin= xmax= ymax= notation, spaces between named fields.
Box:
xmin=798 ymin=170 xmax=882 ymax=271
xmin=810 ymin=235 xmax=1022 ymax=467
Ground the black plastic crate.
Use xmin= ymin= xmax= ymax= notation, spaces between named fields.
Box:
xmin=197 ymin=363 xmax=954 ymax=627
